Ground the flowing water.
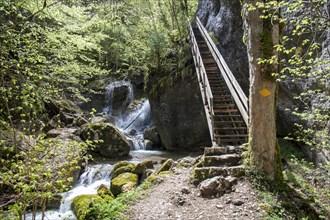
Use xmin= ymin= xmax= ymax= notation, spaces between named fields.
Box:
xmin=27 ymin=80 xmax=155 ymax=219
xmin=103 ymin=80 xmax=152 ymax=150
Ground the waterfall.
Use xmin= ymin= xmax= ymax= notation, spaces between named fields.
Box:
xmin=26 ymin=164 xmax=113 ymax=220
xmin=103 ymin=80 xmax=134 ymax=117
xmin=103 ymin=80 xmax=153 ymax=150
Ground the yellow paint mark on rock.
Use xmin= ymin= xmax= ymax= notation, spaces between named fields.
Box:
xmin=260 ymin=89 xmax=271 ymax=97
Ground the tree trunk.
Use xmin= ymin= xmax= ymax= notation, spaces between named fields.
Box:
xmin=243 ymin=0 xmax=282 ymax=181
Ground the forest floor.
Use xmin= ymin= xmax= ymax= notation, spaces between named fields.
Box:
xmin=125 ymin=166 xmax=266 ymax=220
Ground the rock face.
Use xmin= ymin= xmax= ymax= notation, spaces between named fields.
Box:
xmin=148 ymin=75 xmax=211 ymax=151
xmin=81 ymin=122 xmax=130 ymax=158
xmin=196 ymin=0 xmax=249 ymax=94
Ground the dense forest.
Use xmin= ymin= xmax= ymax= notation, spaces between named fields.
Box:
xmin=0 ymin=0 xmax=329 ymax=219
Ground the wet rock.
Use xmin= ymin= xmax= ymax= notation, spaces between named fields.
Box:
xmin=199 ymin=176 xmax=237 ymax=198
xmin=80 ymin=122 xmax=130 ymax=158
xmin=110 ymin=172 xmax=138 ymax=196
xmin=144 ymin=140 xmax=153 ymax=150
xmin=143 ymin=126 xmax=161 ymax=148
xmin=106 ymin=81 xmax=133 ymax=116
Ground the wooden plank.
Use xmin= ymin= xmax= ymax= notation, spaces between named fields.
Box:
xmin=195 ymin=17 xmax=249 ymax=126
xmin=187 ymin=19 xmax=216 ymax=146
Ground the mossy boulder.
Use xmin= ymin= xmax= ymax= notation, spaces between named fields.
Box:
xmin=110 ymin=172 xmax=138 ymax=196
xmin=97 ymin=184 xmax=114 ymax=200
xmin=81 ymin=122 xmax=130 ymax=158
xmin=71 ymin=195 xmax=102 ymax=220
xmin=111 ymin=161 xmax=136 ymax=178
xmin=153 ymin=159 xmax=174 ymax=175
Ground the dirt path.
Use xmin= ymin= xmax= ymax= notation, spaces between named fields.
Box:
xmin=126 ymin=166 xmax=266 ymax=220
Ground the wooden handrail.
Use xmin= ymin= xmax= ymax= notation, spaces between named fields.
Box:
xmin=187 ymin=18 xmax=216 ymax=145
xmin=195 ymin=17 xmax=249 ymax=126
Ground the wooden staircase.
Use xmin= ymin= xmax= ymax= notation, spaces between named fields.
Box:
xmin=188 ymin=17 xmax=249 ymax=146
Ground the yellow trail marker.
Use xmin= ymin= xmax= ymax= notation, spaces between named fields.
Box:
xmin=260 ymin=89 xmax=271 ymax=97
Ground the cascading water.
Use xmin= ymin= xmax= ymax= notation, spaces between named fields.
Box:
xmin=103 ymin=80 xmax=153 ymax=150
xmin=27 ymin=80 xmax=154 ymax=219
xmin=26 ymin=164 xmax=113 ymax=220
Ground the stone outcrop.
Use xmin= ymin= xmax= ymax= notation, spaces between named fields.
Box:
xmin=80 ymin=122 xmax=130 ymax=158
xmin=196 ymin=0 xmax=249 ymax=94
xmin=148 ymin=75 xmax=211 ymax=151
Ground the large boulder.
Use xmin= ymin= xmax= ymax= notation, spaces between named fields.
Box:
xmin=80 ymin=122 xmax=130 ymax=158
xmin=110 ymin=172 xmax=139 ymax=196
xmin=148 ymin=75 xmax=211 ymax=151
xmin=71 ymin=195 xmax=102 ymax=220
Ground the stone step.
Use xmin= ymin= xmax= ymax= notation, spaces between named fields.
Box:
xmin=192 ymin=165 xmax=245 ymax=185
xmin=202 ymin=154 xmax=242 ymax=167
xmin=204 ymin=146 xmax=245 ymax=156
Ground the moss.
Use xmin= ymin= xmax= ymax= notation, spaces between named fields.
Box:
xmin=112 ymin=163 xmax=136 ymax=178
xmin=97 ymin=184 xmax=114 ymax=200
xmin=110 ymin=172 xmax=138 ymax=196
xmin=154 ymin=159 xmax=174 ymax=175
xmin=275 ymin=140 xmax=284 ymax=184
xmin=71 ymin=195 xmax=102 ymax=220
xmin=133 ymin=162 xmax=147 ymax=175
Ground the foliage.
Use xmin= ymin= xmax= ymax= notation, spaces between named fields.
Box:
xmin=0 ymin=137 xmax=88 ymax=219
xmin=252 ymin=140 xmax=330 ymax=219
xmin=243 ymin=0 xmax=329 ymax=151
xmin=84 ymin=177 xmax=158 ymax=220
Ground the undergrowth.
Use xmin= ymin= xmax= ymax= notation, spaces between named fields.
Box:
xmin=84 ymin=176 xmax=160 ymax=220
xmin=249 ymin=139 xmax=330 ymax=219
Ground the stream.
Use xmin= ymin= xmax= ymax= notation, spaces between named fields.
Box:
xmin=26 ymin=80 xmax=185 ymax=220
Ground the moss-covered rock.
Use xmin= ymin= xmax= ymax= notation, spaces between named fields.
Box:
xmin=97 ymin=184 xmax=114 ymax=200
xmin=140 ymin=160 xmax=155 ymax=169
xmin=111 ymin=162 xmax=136 ymax=178
xmin=153 ymin=159 xmax=174 ymax=175
xmin=133 ymin=162 xmax=147 ymax=175
xmin=71 ymin=194 xmax=102 ymax=220
xmin=110 ymin=172 xmax=138 ymax=196
xmin=80 ymin=122 xmax=130 ymax=158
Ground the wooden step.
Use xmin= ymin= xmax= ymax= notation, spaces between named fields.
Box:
xmin=214 ymin=108 xmax=238 ymax=112
xmin=214 ymin=115 xmax=242 ymax=119
xmin=214 ymin=127 xmax=246 ymax=131
xmin=213 ymin=104 xmax=236 ymax=108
